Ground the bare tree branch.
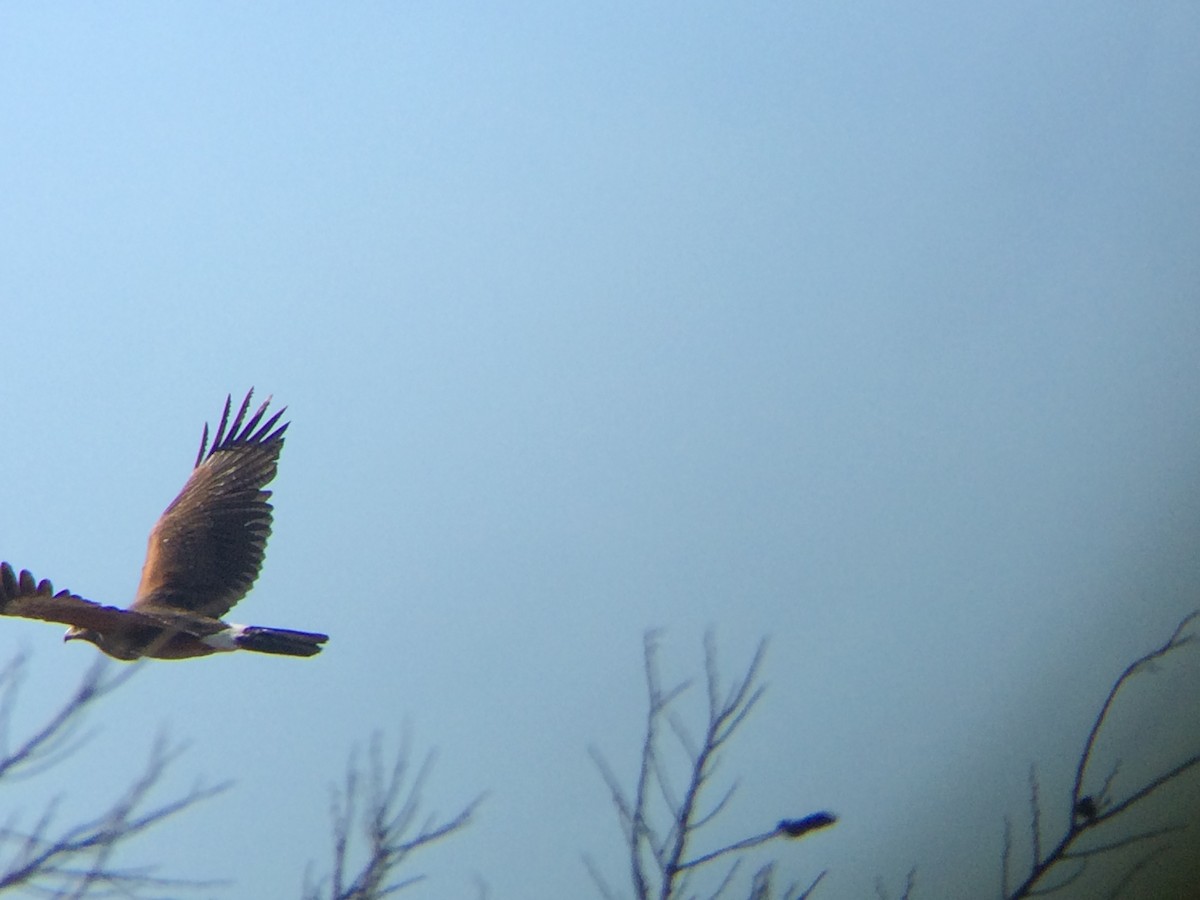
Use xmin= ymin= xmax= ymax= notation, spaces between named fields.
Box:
xmin=1005 ymin=609 xmax=1200 ymax=898
xmin=584 ymin=853 xmax=623 ymax=900
xmin=0 ymin=655 xmax=226 ymax=897
xmin=874 ymin=866 xmax=915 ymax=900
xmin=1103 ymin=842 xmax=1171 ymax=900
xmin=303 ymin=731 xmax=483 ymax=900
xmin=589 ymin=630 xmax=833 ymax=900
xmin=1027 ymin=766 xmax=1041 ymax=867
xmin=1001 ymin=815 xmax=1013 ymax=900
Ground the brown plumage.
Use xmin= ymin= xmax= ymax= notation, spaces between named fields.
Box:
xmin=0 ymin=391 xmax=327 ymax=660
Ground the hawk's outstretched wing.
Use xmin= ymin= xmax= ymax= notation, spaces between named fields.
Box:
xmin=0 ymin=562 xmax=166 ymax=633
xmin=131 ymin=390 xmax=288 ymax=618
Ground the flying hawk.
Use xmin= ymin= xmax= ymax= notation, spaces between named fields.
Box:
xmin=0 ymin=391 xmax=327 ymax=660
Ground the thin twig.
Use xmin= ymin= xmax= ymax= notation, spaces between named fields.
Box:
xmin=305 ymin=730 xmax=482 ymax=900
xmin=1006 ymin=609 xmax=1200 ymax=898
xmin=589 ymin=631 xmax=832 ymax=900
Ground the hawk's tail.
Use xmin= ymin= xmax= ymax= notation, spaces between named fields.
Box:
xmin=236 ymin=626 xmax=328 ymax=657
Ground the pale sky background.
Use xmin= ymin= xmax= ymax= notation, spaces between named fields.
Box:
xmin=2 ymin=3 xmax=1200 ymax=898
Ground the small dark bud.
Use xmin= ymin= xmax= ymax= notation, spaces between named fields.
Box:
xmin=1074 ymin=796 xmax=1097 ymax=822
xmin=778 ymin=811 xmax=837 ymax=838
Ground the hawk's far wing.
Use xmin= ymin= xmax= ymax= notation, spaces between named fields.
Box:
xmin=131 ymin=390 xmax=288 ymax=618
xmin=0 ymin=562 xmax=165 ymax=633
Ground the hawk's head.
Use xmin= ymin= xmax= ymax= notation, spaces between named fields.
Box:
xmin=64 ymin=626 xmax=136 ymax=659
xmin=64 ymin=624 xmax=159 ymax=661
xmin=63 ymin=625 xmax=100 ymax=646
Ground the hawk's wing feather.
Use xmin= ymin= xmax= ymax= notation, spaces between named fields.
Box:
xmin=131 ymin=389 xmax=288 ymax=618
xmin=0 ymin=562 xmax=166 ymax=633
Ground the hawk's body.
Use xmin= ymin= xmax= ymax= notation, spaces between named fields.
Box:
xmin=0 ymin=391 xmax=327 ymax=660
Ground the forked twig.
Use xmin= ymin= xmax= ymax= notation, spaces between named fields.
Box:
xmin=588 ymin=631 xmax=834 ymax=900
xmin=1006 ymin=610 xmax=1200 ymax=898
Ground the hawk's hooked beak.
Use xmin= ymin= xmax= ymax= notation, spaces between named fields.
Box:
xmin=63 ymin=626 xmax=87 ymax=643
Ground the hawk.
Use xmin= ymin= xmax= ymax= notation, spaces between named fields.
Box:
xmin=0 ymin=391 xmax=327 ymax=660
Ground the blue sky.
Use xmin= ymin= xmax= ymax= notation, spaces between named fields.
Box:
xmin=2 ymin=3 xmax=1200 ymax=897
